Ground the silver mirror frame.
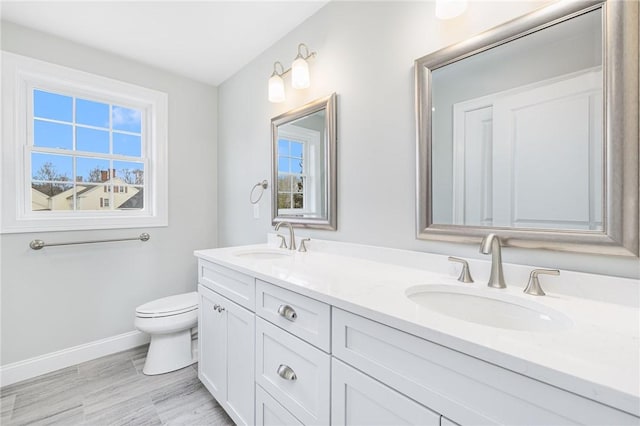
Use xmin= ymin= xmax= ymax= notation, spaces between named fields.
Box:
xmin=271 ymin=93 xmax=337 ymax=230
xmin=415 ymin=0 xmax=638 ymax=256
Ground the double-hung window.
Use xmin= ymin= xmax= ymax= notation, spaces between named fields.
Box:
xmin=1 ymin=52 xmax=168 ymax=232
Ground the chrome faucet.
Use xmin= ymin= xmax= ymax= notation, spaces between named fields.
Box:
xmin=275 ymin=222 xmax=296 ymax=251
xmin=479 ymin=234 xmax=506 ymax=289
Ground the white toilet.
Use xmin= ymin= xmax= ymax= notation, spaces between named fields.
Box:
xmin=134 ymin=292 xmax=198 ymax=375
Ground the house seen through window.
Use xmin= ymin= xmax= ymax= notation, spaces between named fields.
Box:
xmin=30 ymin=90 xmax=145 ymax=212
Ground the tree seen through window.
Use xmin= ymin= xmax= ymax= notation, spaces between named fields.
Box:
xmin=277 ymin=139 xmax=305 ymax=210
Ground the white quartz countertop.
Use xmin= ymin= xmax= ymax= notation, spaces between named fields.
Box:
xmin=194 ymin=243 xmax=640 ymax=417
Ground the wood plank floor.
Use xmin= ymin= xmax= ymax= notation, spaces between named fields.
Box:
xmin=0 ymin=345 xmax=234 ymax=425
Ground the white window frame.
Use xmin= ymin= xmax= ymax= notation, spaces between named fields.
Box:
xmin=1 ymin=51 xmax=168 ymax=233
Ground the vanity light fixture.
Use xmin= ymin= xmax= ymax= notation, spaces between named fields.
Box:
xmin=291 ymin=43 xmax=313 ymax=89
xmin=268 ymin=43 xmax=317 ymax=103
xmin=435 ymin=0 xmax=467 ymax=20
xmin=269 ymin=62 xmax=286 ymax=103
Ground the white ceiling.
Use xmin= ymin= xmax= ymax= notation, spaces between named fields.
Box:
xmin=0 ymin=1 xmax=329 ymax=86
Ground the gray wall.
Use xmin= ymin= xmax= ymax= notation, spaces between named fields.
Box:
xmin=217 ymin=1 xmax=639 ymax=279
xmin=0 ymin=22 xmax=218 ymax=365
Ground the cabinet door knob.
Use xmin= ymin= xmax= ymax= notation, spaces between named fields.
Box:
xmin=213 ymin=304 xmax=220 ymax=310
xmin=277 ymin=364 xmax=297 ymax=381
xmin=277 ymin=304 xmax=297 ymax=321
xmin=217 ymin=306 xmax=225 ymax=313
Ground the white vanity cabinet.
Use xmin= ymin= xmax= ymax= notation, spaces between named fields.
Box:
xmin=197 ymin=260 xmax=255 ymax=426
xmin=195 ymin=253 xmax=640 ymax=426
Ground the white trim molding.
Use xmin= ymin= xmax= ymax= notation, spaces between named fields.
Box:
xmin=0 ymin=330 xmax=150 ymax=387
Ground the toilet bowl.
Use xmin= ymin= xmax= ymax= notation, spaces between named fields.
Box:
xmin=134 ymin=292 xmax=198 ymax=375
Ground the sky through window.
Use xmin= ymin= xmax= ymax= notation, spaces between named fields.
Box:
xmin=32 ymin=89 xmax=144 ymax=182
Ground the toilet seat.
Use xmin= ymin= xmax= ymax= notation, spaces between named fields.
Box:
xmin=136 ymin=292 xmax=198 ymax=318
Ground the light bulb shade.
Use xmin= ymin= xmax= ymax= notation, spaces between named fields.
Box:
xmin=268 ymin=74 xmax=285 ymax=103
xmin=291 ymin=57 xmax=310 ymax=89
xmin=435 ymin=0 xmax=467 ymax=20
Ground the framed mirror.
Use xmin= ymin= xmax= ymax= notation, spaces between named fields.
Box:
xmin=272 ymin=93 xmax=337 ymax=229
xmin=415 ymin=0 xmax=638 ymax=256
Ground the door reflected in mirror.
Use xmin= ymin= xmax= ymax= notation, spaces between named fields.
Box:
xmin=272 ymin=94 xmax=337 ymax=229
xmin=431 ymin=8 xmax=602 ymax=231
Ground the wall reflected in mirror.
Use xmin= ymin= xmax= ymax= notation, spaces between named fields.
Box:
xmin=431 ymin=8 xmax=603 ymax=231
xmin=272 ymin=93 xmax=337 ymax=230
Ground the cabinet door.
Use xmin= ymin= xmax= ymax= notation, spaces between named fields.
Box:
xmin=225 ymin=295 xmax=255 ymax=426
xmin=198 ymin=285 xmax=227 ymax=402
xmin=332 ymin=358 xmax=440 ymax=426
xmin=199 ymin=284 xmax=255 ymax=426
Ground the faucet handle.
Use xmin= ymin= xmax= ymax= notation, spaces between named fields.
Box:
xmin=524 ymin=269 xmax=560 ymax=296
xmin=448 ymin=257 xmax=474 ymax=283
xmin=276 ymin=234 xmax=287 ymax=249
xmin=298 ymin=238 xmax=310 ymax=252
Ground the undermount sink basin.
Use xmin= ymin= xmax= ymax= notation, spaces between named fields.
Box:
xmin=405 ymin=285 xmax=572 ymax=332
xmin=233 ymin=248 xmax=292 ymax=260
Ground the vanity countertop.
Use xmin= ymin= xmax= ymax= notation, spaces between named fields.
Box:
xmin=194 ymin=242 xmax=640 ymax=417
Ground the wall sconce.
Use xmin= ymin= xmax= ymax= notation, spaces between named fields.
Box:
xmin=435 ymin=0 xmax=467 ymax=20
xmin=268 ymin=43 xmax=317 ymax=103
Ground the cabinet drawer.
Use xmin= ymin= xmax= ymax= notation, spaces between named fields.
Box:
xmin=333 ymin=308 xmax=638 ymax=426
xmin=256 ymin=318 xmax=330 ymax=426
xmin=332 ymin=358 xmax=440 ymax=426
xmin=256 ymin=384 xmax=303 ymax=426
xmin=256 ymin=280 xmax=331 ymax=352
xmin=198 ymin=259 xmax=255 ymax=310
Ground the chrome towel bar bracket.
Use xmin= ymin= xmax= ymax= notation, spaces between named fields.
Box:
xmin=29 ymin=233 xmax=150 ymax=250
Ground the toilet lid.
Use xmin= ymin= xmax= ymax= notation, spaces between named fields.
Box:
xmin=136 ymin=292 xmax=198 ymax=317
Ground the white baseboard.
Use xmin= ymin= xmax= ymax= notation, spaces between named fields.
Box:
xmin=0 ymin=330 xmax=150 ymax=387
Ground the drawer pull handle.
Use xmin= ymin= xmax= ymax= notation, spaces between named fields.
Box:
xmin=278 ymin=304 xmax=297 ymax=321
xmin=277 ymin=364 xmax=297 ymax=381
